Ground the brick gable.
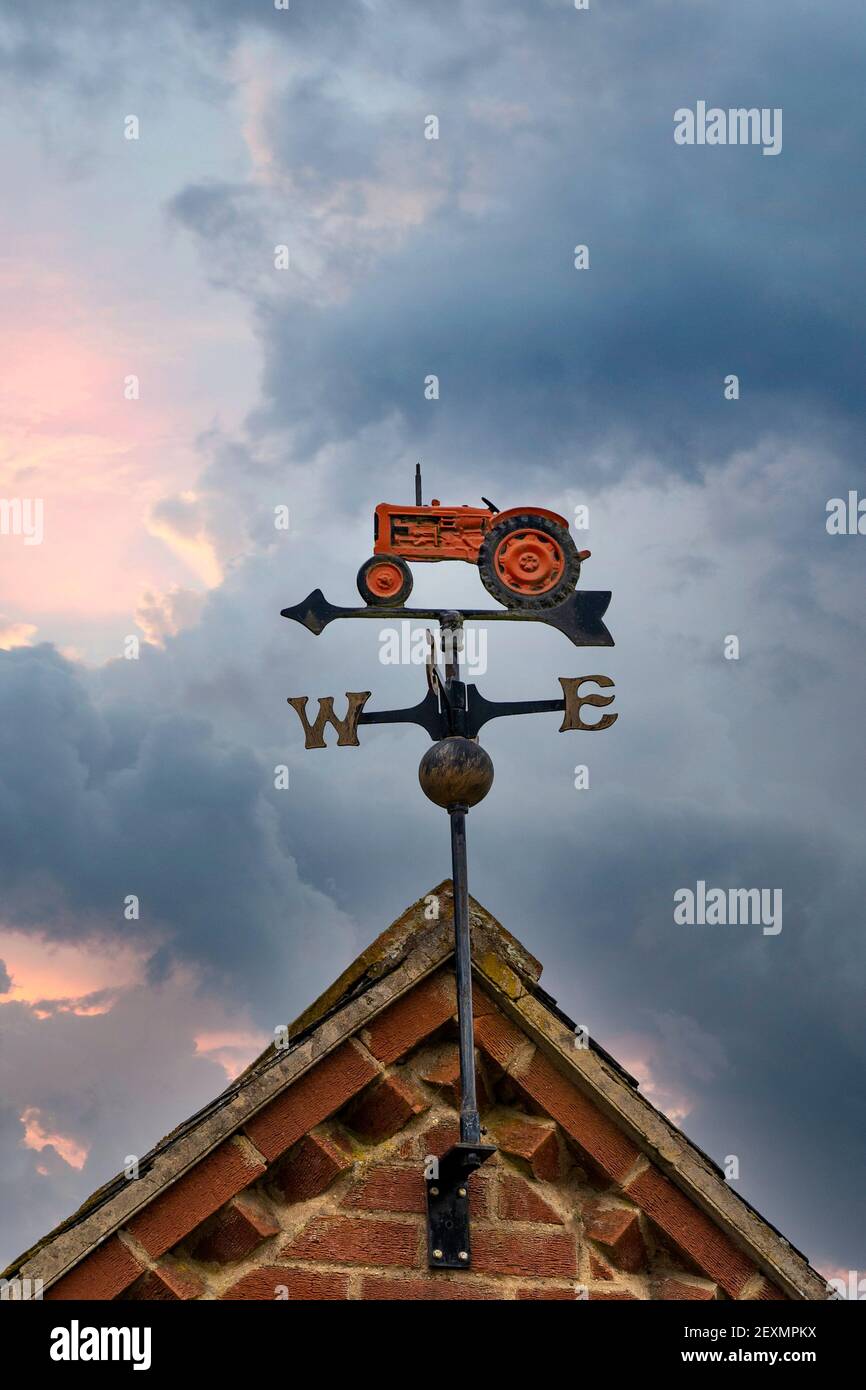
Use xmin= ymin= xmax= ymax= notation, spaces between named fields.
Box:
xmin=45 ymin=976 xmax=788 ymax=1301
xmin=10 ymin=885 xmax=825 ymax=1302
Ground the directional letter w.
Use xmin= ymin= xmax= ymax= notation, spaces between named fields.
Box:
xmin=287 ymin=692 xmax=372 ymax=748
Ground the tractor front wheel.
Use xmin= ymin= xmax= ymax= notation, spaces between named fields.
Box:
xmin=478 ymin=513 xmax=581 ymax=609
xmin=357 ymin=553 xmax=414 ymax=606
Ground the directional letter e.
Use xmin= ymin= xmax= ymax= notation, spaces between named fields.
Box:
xmin=558 ymin=676 xmax=618 ymax=731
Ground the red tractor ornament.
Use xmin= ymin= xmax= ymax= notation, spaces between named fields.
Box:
xmin=358 ymin=466 xmax=590 ymax=610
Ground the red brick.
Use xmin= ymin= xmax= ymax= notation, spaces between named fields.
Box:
xmin=244 ymin=1042 xmax=378 ymax=1163
xmin=282 ymin=1215 xmax=421 ymax=1268
xmin=419 ymin=1045 xmax=490 ymax=1111
xmin=490 ymin=1116 xmax=561 ymax=1181
xmin=517 ymin=1286 xmax=581 ymax=1300
xmin=590 ymin=1253 xmax=614 ymax=1281
xmin=272 ymin=1131 xmax=353 ymax=1204
xmin=472 ymin=1228 xmax=576 ymax=1279
xmin=659 ymin=1277 xmax=718 ymax=1300
xmin=498 ymin=1174 xmax=563 ymax=1225
xmin=464 ymin=1169 xmax=495 ymax=1221
xmin=589 ymin=1289 xmax=639 ymax=1300
xmin=583 ymin=1200 xmax=646 ymax=1272
xmin=120 ymin=1263 xmax=204 ymax=1300
xmin=342 ymin=1163 xmax=492 ymax=1220
xmin=45 ymin=1235 xmax=144 ymax=1301
xmin=361 ymin=1276 xmax=501 ymax=1300
xmin=394 ymin=1115 xmax=459 ymax=1161
xmin=625 ymin=1165 xmax=756 ymax=1298
xmin=417 ymin=1045 xmax=460 ymax=1096
xmin=755 ymin=1278 xmax=789 ymax=1300
xmin=187 ymin=1195 xmax=279 ymax=1264
xmin=221 ymin=1266 xmax=349 ymax=1300
xmin=472 ymin=987 xmax=527 ymax=1071
xmin=125 ymin=1139 xmax=265 ymax=1259
xmin=342 ymin=1165 xmax=425 ymax=1215
xmin=346 ymin=1073 xmax=429 ymax=1141
xmin=362 ymin=972 xmax=456 ymax=1063
xmin=514 ymin=1050 xmax=641 ymax=1184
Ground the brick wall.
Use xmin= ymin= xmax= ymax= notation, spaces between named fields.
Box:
xmin=46 ymin=971 xmax=788 ymax=1302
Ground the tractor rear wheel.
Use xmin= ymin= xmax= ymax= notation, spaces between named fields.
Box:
xmin=357 ymin=553 xmax=414 ymax=606
xmin=478 ymin=513 xmax=581 ymax=609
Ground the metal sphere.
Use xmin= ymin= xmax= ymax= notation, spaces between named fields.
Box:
xmin=418 ymin=736 xmax=494 ymax=809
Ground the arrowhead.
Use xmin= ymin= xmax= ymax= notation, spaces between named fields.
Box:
xmin=543 ymin=591 xmax=614 ymax=647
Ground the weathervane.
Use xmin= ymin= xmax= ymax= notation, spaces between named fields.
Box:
xmin=282 ymin=466 xmax=617 ymax=1269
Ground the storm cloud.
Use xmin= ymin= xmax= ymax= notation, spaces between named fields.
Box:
xmin=0 ymin=0 xmax=864 ymax=1277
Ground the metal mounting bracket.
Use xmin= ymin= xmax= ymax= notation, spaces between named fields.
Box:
xmin=426 ymin=1142 xmax=496 ymax=1269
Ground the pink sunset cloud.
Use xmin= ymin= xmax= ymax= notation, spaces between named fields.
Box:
xmin=20 ymin=1106 xmax=90 ymax=1171
xmin=0 ymin=308 xmax=199 ymax=621
xmin=0 ymin=228 xmax=255 ymax=655
xmin=612 ymin=1047 xmax=695 ymax=1126
xmin=194 ymin=1028 xmax=268 ymax=1081
xmin=0 ymin=929 xmax=146 ymax=1010
xmin=0 ymin=620 xmax=38 ymax=650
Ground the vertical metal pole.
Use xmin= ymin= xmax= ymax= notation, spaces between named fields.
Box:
xmin=441 ymin=610 xmax=461 ymax=684
xmin=439 ymin=609 xmax=480 ymax=1143
xmin=449 ymin=803 xmax=481 ymax=1145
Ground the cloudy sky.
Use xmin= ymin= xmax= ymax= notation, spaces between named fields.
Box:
xmin=0 ymin=0 xmax=863 ymax=1280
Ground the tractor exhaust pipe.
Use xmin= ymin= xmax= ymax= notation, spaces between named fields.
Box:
xmin=415 ymin=462 xmax=422 ymax=506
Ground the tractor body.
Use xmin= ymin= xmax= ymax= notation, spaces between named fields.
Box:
xmin=373 ymin=501 xmax=571 ymax=564
xmin=357 ymin=471 xmax=589 ymax=610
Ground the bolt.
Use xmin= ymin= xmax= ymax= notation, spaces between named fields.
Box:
xmin=458 ymin=1251 xmax=469 ymax=1262
xmin=433 ymin=1248 xmax=443 ymax=1260
xmin=457 ymin=1187 xmax=467 ymax=1198
xmin=430 ymin=1186 xmax=439 ymax=1196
